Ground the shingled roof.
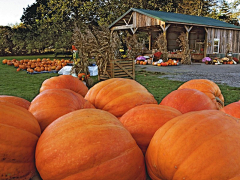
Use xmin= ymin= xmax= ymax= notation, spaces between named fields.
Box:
xmin=109 ymin=8 xmax=240 ymax=30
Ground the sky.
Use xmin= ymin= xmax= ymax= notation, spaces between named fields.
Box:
xmin=0 ymin=0 xmax=36 ymax=26
xmin=0 ymin=0 xmax=236 ymax=26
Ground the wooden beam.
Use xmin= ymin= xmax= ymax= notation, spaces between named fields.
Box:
xmin=111 ymin=24 xmax=134 ymax=31
xmin=184 ymin=25 xmax=193 ymax=39
xmin=160 ymin=24 xmax=170 ymax=32
xmin=204 ymin=27 xmax=208 ymax=33
xmin=123 ymin=19 xmax=128 ymax=25
xmin=184 ymin=25 xmax=193 ymax=32
xmin=133 ymin=12 xmax=137 ymax=28
xmin=128 ymin=13 xmax=133 ymax=25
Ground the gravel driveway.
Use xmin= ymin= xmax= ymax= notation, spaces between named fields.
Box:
xmin=136 ymin=63 xmax=240 ymax=87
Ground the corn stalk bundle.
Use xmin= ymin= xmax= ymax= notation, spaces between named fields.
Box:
xmin=155 ymin=33 xmax=168 ymax=61
xmin=72 ymin=25 xmax=121 ymax=76
xmin=176 ymin=32 xmax=191 ymax=65
xmin=72 ymin=25 xmax=91 ymax=75
xmin=125 ymin=33 xmax=145 ymax=59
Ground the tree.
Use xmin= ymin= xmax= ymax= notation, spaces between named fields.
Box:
xmin=218 ymin=0 xmax=232 ymax=23
xmin=230 ymin=0 xmax=240 ymax=25
xmin=20 ymin=0 xmax=74 ymax=52
xmin=11 ymin=23 xmax=30 ymax=55
xmin=0 ymin=26 xmax=13 ymax=56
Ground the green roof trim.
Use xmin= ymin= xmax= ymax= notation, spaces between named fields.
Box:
xmin=109 ymin=8 xmax=240 ymax=30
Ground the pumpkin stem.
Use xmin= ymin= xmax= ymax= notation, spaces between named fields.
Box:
xmin=216 ymin=97 xmax=224 ymax=109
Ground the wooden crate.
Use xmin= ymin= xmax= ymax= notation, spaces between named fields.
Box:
xmin=98 ymin=59 xmax=135 ymax=80
xmin=191 ymin=53 xmax=204 ymax=62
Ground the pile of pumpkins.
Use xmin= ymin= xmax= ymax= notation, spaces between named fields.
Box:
xmin=2 ymin=58 xmax=72 ymax=73
xmin=152 ymin=59 xmax=180 ymax=66
xmin=1 ymin=75 xmax=240 ymax=180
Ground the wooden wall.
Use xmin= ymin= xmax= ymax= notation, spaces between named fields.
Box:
xmin=206 ymin=28 xmax=240 ymax=54
xmin=134 ymin=12 xmax=164 ymax=27
xmin=167 ymin=25 xmax=184 ymax=50
xmin=166 ymin=25 xmax=205 ymax=52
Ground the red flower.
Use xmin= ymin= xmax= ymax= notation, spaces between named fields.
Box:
xmin=154 ymin=52 xmax=162 ymax=58
xmin=233 ymin=57 xmax=239 ymax=62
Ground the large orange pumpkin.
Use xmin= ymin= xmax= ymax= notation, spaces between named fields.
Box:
xmin=29 ymin=88 xmax=94 ymax=132
xmin=85 ymin=78 xmax=157 ymax=118
xmin=40 ymin=75 xmax=88 ymax=97
xmin=120 ymin=104 xmax=182 ymax=154
xmin=220 ymin=100 xmax=240 ymax=119
xmin=35 ymin=109 xmax=146 ymax=180
xmin=0 ymin=101 xmax=41 ymax=179
xmin=145 ymin=110 xmax=240 ymax=180
xmin=178 ymin=79 xmax=224 ymax=109
xmin=160 ymin=88 xmax=217 ymax=113
xmin=0 ymin=95 xmax=31 ymax=109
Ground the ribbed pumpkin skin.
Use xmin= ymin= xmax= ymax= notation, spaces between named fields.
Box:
xmin=0 ymin=95 xmax=31 ymax=109
xmin=85 ymin=78 xmax=157 ymax=118
xmin=0 ymin=101 xmax=41 ymax=179
xmin=160 ymin=88 xmax=217 ymax=113
xmin=145 ymin=110 xmax=240 ymax=180
xmin=220 ymin=100 xmax=240 ymax=119
xmin=120 ymin=104 xmax=182 ymax=154
xmin=29 ymin=88 xmax=94 ymax=132
xmin=178 ymin=79 xmax=224 ymax=109
xmin=40 ymin=75 xmax=88 ymax=97
xmin=36 ymin=109 xmax=146 ymax=180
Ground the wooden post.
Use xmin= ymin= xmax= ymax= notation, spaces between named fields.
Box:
xmin=180 ymin=25 xmax=193 ymax=64
xmin=149 ymin=31 xmax=152 ymax=50
xmin=132 ymin=58 xmax=135 ymax=79
xmin=184 ymin=25 xmax=193 ymax=42
xmin=160 ymin=23 xmax=170 ymax=40
xmin=160 ymin=23 xmax=170 ymax=61
xmin=204 ymin=27 xmax=208 ymax=58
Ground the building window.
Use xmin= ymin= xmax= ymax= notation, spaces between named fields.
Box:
xmin=213 ymin=38 xmax=219 ymax=53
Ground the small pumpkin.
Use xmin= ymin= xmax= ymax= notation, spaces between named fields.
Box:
xmin=145 ymin=110 xmax=240 ymax=180
xmin=35 ymin=109 xmax=146 ymax=180
xmin=2 ymin=59 xmax=7 ymax=64
xmin=0 ymin=101 xmax=41 ymax=179
xmin=160 ymin=88 xmax=217 ymax=114
xmin=178 ymin=79 xmax=224 ymax=109
xmin=0 ymin=95 xmax=31 ymax=109
xmin=220 ymin=100 xmax=240 ymax=119
xmin=29 ymin=88 xmax=94 ymax=132
xmin=120 ymin=104 xmax=182 ymax=154
xmin=40 ymin=75 xmax=88 ymax=97
xmin=77 ymin=72 xmax=86 ymax=79
xmin=85 ymin=78 xmax=157 ymax=118
xmin=7 ymin=60 xmax=13 ymax=66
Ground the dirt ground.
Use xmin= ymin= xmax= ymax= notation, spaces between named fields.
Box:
xmin=136 ymin=63 xmax=240 ymax=87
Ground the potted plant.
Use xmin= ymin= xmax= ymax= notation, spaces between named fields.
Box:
xmin=202 ymin=57 xmax=212 ymax=64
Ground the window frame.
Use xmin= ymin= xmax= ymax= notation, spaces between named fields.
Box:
xmin=213 ymin=38 xmax=220 ymax=53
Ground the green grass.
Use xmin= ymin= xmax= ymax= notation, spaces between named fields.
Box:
xmin=0 ymin=55 xmax=69 ymax=101
xmin=0 ymin=61 xmax=58 ymax=101
xmin=1 ymin=55 xmax=240 ymax=105
xmin=135 ymin=70 xmax=183 ymax=103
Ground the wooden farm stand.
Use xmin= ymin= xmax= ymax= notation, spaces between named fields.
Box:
xmin=109 ymin=8 xmax=240 ymax=63
xmin=98 ymin=58 xmax=135 ymax=80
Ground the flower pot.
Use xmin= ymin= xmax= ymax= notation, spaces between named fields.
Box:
xmin=147 ymin=59 xmax=152 ymax=65
xmin=205 ymin=61 xmax=208 ymax=65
